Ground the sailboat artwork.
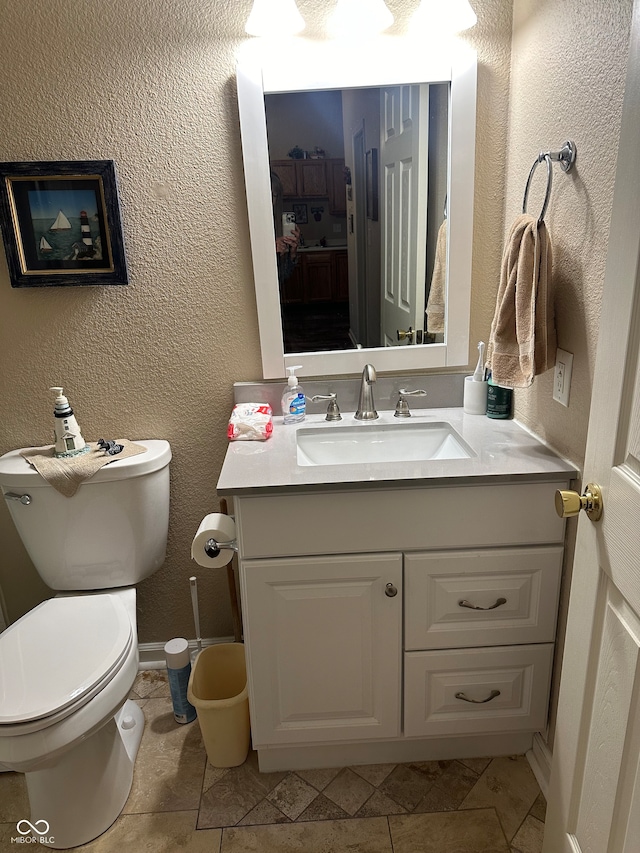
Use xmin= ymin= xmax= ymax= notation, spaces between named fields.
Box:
xmin=49 ymin=209 xmax=71 ymax=230
xmin=39 ymin=237 xmax=52 ymax=253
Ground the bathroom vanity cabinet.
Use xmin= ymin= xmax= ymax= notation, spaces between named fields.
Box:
xmin=217 ymin=409 xmax=576 ymax=771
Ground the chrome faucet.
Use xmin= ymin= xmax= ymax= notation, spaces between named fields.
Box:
xmin=355 ymin=364 xmax=378 ymax=420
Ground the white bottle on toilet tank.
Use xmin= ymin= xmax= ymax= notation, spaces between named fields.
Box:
xmin=50 ymin=386 xmax=89 ymax=457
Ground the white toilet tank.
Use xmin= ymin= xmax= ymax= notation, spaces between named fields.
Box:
xmin=0 ymin=440 xmax=171 ymax=590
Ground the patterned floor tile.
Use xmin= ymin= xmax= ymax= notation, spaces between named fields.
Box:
xmin=459 ymin=756 xmax=492 ymax=775
xmin=356 ymin=789 xmax=407 ymax=818
xmin=414 ymin=760 xmax=480 ymax=813
xmin=74 ymin=810 xmax=221 ymax=852
xmin=221 ymin=816 xmax=393 ymax=853
xmin=511 ymin=815 xmax=545 ymax=853
xmin=198 ymin=760 xmax=283 ymax=828
xmin=528 ymin=792 xmax=547 ymax=823
xmin=266 ymin=774 xmax=321 ymax=820
xmin=297 ymin=794 xmax=351 ymax=822
xmin=460 ymin=756 xmax=541 ymax=841
xmin=295 ymin=766 xmax=342 ymax=791
xmin=130 ymin=670 xmax=171 ymax=699
xmin=0 ymin=771 xmax=29 ymax=823
xmin=389 ymin=808 xmax=510 ymax=853
xmin=237 ymin=799 xmax=290 ymax=827
xmin=122 ymin=698 xmax=206 ymax=815
xmin=350 ymin=763 xmax=397 ymax=786
xmin=322 ymin=767 xmax=376 ymax=816
xmin=379 ymin=764 xmax=435 ymax=811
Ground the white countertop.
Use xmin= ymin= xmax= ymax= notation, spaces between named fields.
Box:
xmin=217 ymin=407 xmax=578 ymax=496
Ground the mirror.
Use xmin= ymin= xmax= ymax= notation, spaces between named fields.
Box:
xmin=237 ymin=38 xmax=476 ymax=378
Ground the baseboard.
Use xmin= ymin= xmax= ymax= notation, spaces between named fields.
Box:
xmin=256 ymin=732 xmax=535 ymax=773
xmin=138 ymin=635 xmax=236 ymax=669
xmin=526 ymin=731 xmax=552 ymax=797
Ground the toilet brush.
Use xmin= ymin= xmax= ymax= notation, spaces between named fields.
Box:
xmin=190 ymin=576 xmax=203 ymax=653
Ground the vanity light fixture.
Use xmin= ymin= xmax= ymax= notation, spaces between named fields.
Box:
xmin=245 ymin=0 xmax=305 ymax=37
xmin=328 ymin=0 xmax=394 ymax=38
xmin=411 ymin=0 xmax=477 ymax=34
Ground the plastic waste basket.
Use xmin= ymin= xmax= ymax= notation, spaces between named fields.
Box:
xmin=187 ymin=642 xmax=250 ymax=768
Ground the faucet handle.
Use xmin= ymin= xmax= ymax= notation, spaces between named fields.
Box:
xmin=310 ymin=393 xmax=342 ymax=421
xmin=395 ymin=389 xmax=427 ymax=418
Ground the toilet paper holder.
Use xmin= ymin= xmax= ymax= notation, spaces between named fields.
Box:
xmin=204 ymin=536 xmax=238 ymax=558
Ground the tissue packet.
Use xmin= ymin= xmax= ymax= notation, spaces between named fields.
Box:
xmin=227 ymin=403 xmax=273 ymax=441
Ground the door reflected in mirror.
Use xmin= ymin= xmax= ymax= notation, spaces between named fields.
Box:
xmin=265 ymin=84 xmax=449 ymax=355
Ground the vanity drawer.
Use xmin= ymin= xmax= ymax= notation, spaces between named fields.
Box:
xmin=404 ymin=643 xmax=554 ymax=737
xmin=405 ymin=546 xmax=563 ymax=650
xmin=234 ymin=482 xmax=566 ymax=559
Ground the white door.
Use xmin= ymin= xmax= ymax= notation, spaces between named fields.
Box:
xmin=543 ymin=7 xmax=640 ymax=851
xmin=242 ymin=553 xmax=402 ymax=747
xmin=380 ymin=84 xmax=429 ymax=347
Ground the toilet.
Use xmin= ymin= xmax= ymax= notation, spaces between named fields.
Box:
xmin=0 ymin=440 xmax=171 ymax=849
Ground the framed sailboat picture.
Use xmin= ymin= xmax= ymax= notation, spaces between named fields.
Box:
xmin=0 ymin=160 xmax=128 ymax=287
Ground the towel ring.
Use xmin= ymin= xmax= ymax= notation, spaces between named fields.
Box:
xmin=522 ymin=140 xmax=576 ymax=225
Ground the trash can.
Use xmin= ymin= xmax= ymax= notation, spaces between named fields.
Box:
xmin=187 ymin=642 xmax=250 ymax=768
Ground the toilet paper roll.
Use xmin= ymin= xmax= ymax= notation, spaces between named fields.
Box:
xmin=463 ymin=375 xmax=488 ymax=415
xmin=191 ymin=513 xmax=237 ymax=568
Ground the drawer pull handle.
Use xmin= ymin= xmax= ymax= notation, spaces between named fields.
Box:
xmin=455 ymin=689 xmax=501 ymax=704
xmin=458 ymin=597 xmax=507 ymax=611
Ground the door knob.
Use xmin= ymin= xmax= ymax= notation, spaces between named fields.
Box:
xmin=397 ymin=327 xmax=414 ymax=343
xmin=385 ymin=583 xmax=398 ymax=597
xmin=555 ymin=483 xmax=603 ymax=522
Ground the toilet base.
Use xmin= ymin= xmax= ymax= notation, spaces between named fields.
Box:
xmin=24 ymin=700 xmax=144 ymax=849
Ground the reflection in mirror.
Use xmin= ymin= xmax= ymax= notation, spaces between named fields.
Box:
xmin=266 ymin=85 xmax=449 ymax=354
xmin=236 ymin=39 xmax=476 ymax=378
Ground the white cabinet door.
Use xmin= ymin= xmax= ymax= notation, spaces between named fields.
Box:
xmin=241 ymin=553 xmax=402 ymax=747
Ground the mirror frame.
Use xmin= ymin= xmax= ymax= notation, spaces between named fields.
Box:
xmin=236 ymin=38 xmax=477 ymax=378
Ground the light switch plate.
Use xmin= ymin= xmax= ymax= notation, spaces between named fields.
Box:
xmin=553 ymin=349 xmax=573 ymax=407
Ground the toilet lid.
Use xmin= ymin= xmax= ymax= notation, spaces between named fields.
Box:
xmin=0 ymin=594 xmax=133 ymax=725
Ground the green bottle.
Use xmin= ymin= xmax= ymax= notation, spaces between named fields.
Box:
xmin=486 ymin=372 xmax=513 ymax=419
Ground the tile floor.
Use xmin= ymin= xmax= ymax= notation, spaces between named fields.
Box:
xmin=0 ymin=670 xmax=546 ymax=852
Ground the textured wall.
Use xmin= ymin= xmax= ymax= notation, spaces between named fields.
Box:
xmin=0 ymin=0 xmax=512 ymax=642
xmin=506 ymin=0 xmax=633 ymax=466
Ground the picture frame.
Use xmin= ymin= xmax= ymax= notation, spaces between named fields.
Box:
xmin=292 ymin=203 xmax=308 ymax=225
xmin=366 ymin=148 xmax=378 ymax=221
xmin=0 ymin=160 xmax=128 ymax=288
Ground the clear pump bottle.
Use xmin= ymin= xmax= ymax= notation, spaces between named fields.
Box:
xmin=281 ymin=366 xmax=306 ymax=424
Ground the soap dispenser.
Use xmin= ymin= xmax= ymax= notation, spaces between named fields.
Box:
xmin=281 ymin=366 xmax=306 ymax=424
xmin=50 ymin=386 xmax=89 ymax=457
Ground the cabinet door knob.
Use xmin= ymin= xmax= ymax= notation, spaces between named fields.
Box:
xmin=455 ymin=689 xmax=501 ymax=704
xmin=555 ymin=483 xmax=603 ymax=521
xmin=385 ymin=583 xmax=398 ymax=597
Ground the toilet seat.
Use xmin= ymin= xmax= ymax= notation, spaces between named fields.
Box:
xmin=0 ymin=593 xmax=133 ymax=734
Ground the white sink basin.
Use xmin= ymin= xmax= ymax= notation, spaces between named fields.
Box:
xmin=296 ymin=421 xmax=474 ymax=467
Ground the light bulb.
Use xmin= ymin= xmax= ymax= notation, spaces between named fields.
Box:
xmin=411 ymin=0 xmax=477 ymax=35
xmin=245 ymin=0 xmax=305 ymax=38
xmin=328 ymin=0 xmax=394 ymax=38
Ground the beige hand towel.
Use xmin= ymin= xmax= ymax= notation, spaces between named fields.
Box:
xmin=486 ymin=213 xmax=556 ymax=388
xmin=20 ymin=440 xmax=147 ymax=497
xmin=426 ymin=219 xmax=447 ymax=334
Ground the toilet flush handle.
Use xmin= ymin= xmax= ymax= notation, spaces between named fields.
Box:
xmin=4 ymin=492 xmax=32 ymax=506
